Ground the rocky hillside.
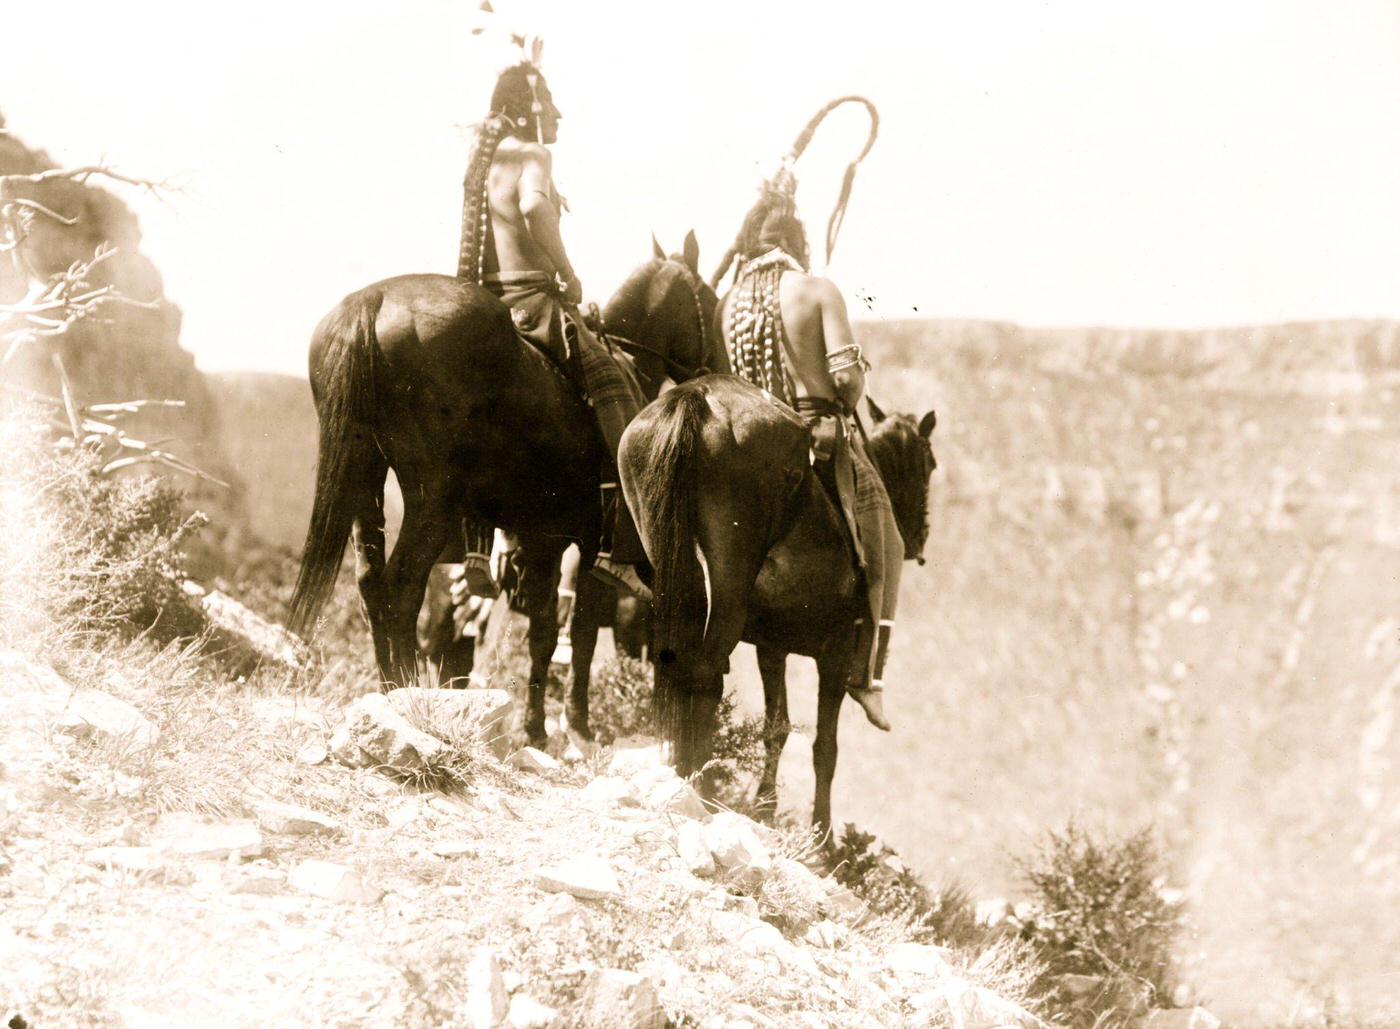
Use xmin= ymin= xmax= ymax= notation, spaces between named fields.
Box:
xmin=0 ymin=114 xmax=243 ymax=528
xmin=0 ymin=647 xmax=1054 ymax=1028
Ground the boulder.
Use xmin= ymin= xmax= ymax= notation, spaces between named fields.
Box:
xmin=332 ymin=693 xmax=443 ymax=770
xmin=576 ymin=969 xmax=666 ymax=1029
xmin=385 ymin=686 xmax=514 ymax=758
xmin=536 ymin=855 xmax=622 ymax=900
xmin=288 ymin=860 xmax=383 ymax=903
xmin=463 ymin=948 xmax=509 ymax=1029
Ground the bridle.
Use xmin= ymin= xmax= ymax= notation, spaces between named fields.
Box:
xmin=597 ymin=258 xmax=713 ymax=386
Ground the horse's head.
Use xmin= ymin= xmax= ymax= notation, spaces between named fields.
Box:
xmin=602 ymin=230 xmax=720 ymax=394
xmin=863 ymin=396 xmax=938 ymax=563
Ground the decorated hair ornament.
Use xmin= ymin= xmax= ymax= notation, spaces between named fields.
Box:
xmin=710 ymin=96 xmax=880 ymax=289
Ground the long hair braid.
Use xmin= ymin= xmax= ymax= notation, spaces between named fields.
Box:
xmin=456 ymin=113 xmax=509 ymax=283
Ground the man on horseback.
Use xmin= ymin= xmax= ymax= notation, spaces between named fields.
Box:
xmin=716 ymin=174 xmax=903 ymax=732
xmin=456 ymin=61 xmax=651 ymax=600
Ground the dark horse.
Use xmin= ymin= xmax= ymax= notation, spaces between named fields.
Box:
xmin=288 ymin=239 xmax=719 ymax=747
xmin=619 ymin=375 xmax=936 ymax=835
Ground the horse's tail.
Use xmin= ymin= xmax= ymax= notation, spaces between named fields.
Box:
xmin=629 ymin=387 xmax=712 ymax=753
xmin=288 ymin=289 xmax=383 ymax=637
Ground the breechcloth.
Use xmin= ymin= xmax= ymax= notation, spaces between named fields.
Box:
xmin=484 ymin=271 xmax=645 ymax=430
xmin=796 ymin=397 xmax=895 ymax=574
xmin=484 ymin=271 xmax=646 ymax=565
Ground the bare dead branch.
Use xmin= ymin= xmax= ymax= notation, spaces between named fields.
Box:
xmin=3 ymin=164 xmax=174 ymax=196
xmin=1 ymin=197 xmax=81 ymax=226
xmin=51 ymin=354 xmax=84 ymax=441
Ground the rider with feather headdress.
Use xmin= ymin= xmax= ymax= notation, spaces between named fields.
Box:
xmin=457 ymin=42 xmax=650 ymax=602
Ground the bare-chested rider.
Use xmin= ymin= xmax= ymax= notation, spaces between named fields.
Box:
xmin=717 ymin=178 xmax=903 ymax=732
xmin=456 ymin=63 xmax=650 ymax=601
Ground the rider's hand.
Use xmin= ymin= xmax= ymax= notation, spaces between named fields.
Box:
xmin=562 ymin=274 xmax=583 ymax=305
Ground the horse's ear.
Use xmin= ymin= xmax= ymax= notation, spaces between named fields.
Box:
xmin=682 ymin=230 xmax=700 ymax=273
xmin=652 ymin=233 xmax=666 ymax=261
xmin=918 ymin=410 xmax=937 ymax=438
xmin=866 ymin=395 xmax=888 ymax=423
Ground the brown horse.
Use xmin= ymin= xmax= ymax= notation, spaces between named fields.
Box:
xmin=618 ymin=374 xmax=936 ymax=835
xmin=553 ymin=233 xmax=718 ymax=740
xmin=288 ymin=245 xmax=719 ymax=746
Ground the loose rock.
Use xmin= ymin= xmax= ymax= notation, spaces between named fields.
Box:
xmin=536 ymin=855 xmax=621 ymax=900
xmin=702 ymin=812 xmax=771 ymax=886
xmin=385 ymin=686 xmax=514 ymax=758
xmin=576 ymin=968 xmax=666 ymax=1029
xmin=254 ymin=801 xmax=341 ymax=837
xmin=1144 ymin=1009 xmax=1222 ymax=1029
xmin=84 ymin=846 xmax=165 ymax=872
xmin=676 ymin=820 xmax=715 ymax=877
xmin=519 ymin=892 xmax=592 ymax=932
xmin=885 ymin=941 xmax=954 ymax=979
xmin=931 ymin=980 xmax=1039 ymax=1029
xmin=333 ymin=693 xmax=444 ymax=770
xmin=508 ymin=747 xmax=560 ymax=773
xmin=645 ymin=776 xmax=708 ymax=820
xmin=152 ymin=815 xmax=263 ymax=860
xmin=464 ymin=948 xmax=509 ymax=1029
xmin=288 ymin=860 xmax=383 ymax=904
xmin=508 ymin=994 xmax=558 ymax=1029
xmin=295 ymin=741 xmax=329 ymax=766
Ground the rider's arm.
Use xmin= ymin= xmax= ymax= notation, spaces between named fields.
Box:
xmin=517 ymin=145 xmax=582 ymax=302
xmin=813 ymin=278 xmax=866 ymax=411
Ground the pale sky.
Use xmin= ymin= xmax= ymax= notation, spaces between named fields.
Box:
xmin=4 ymin=0 xmax=1400 ymax=376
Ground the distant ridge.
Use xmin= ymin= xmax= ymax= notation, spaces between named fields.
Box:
xmin=856 ymin=317 xmax=1400 ymax=385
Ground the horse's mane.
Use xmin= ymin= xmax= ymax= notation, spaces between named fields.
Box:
xmin=864 ymin=415 xmax=930 ymax=555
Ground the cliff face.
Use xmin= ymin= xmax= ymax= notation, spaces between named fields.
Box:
xmin=0 ymin=114 xmax=244 ymax=529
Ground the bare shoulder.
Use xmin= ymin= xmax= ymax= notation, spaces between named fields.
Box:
xmin=787 ymin=273 xmax=845 ymax=308
xmin=493 ymin=138 xmax=551 ymax=168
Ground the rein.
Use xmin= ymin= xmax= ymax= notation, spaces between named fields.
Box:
xmin=595 ymin=259 xmax=713 ymax=385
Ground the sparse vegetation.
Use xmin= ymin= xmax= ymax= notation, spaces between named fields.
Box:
xmin=1014 ymin=822 xmax=1184 ymax=1025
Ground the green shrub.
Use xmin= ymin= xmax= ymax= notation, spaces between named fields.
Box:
xmin=1014 ymin=822 xmax=1183 ymax=1018
xmin=831 ymin=823 xmax=988 ymax=949
xmin=585 ymin=654 xmax=655 ymax=744
xmin=2 ymin=414 xmax=206 ymax=646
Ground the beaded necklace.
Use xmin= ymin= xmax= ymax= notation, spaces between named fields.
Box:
xmin=726 ymin=248 xmax=804 ymax=407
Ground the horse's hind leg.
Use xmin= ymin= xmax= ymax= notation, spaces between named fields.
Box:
xmin=515 ymin=534 xmax=568 ymax=747
xmin=382 ymin=474 xmax=456 ymax=687
xmin=350 ymin=455 xmax=391 ymax=680
xmin=754 ymin=645 xmax=790 ymax=825
xmin=566 ymin=565 xmax=605 ymax=745
xmin=812 ymin=647 xmax=850 ymax=845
